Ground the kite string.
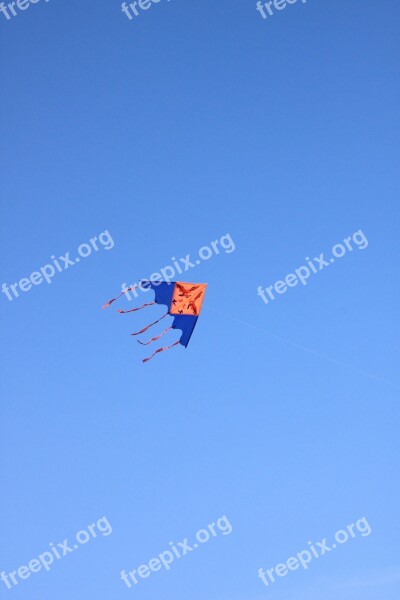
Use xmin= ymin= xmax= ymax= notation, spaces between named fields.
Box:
xmin=204 ymin=305 xmax=399 ymax=389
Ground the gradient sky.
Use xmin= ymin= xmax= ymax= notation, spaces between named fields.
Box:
xmin=1 ymin=0 xmax=399 ymax=599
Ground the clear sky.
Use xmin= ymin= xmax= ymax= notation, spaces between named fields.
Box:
xmin=1 ymin=0 xmax=399 ymax=599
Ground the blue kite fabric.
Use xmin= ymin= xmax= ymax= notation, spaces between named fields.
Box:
xmin=102 ymin=281 xmax=207 ymax=362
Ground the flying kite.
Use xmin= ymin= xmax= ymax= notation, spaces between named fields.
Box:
xmin=102 ymin=281 xmax=207 ymax=362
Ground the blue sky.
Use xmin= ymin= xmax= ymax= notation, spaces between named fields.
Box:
xmin=1 ymin=0 xmax=399 ymax=598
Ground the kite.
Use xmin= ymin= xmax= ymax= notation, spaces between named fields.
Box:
xmin=102 ymin=281 xmax=207 ymax=362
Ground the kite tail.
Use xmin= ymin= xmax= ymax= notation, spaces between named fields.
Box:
xmin=117 ymin=301 xmax=155 ymax=314
xmin=130 ymin=312 xmax=168 ymax=336
xmin=137 ymin=326 xmax=173 ymax=345
xmin=102 ymin=286 xmax=138 ymax=309
xmin=143 ymin=340 xmax=180 ymax=363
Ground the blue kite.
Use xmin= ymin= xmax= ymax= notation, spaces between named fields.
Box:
xmin=102 ymin=281 xmax=207 ymax=362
